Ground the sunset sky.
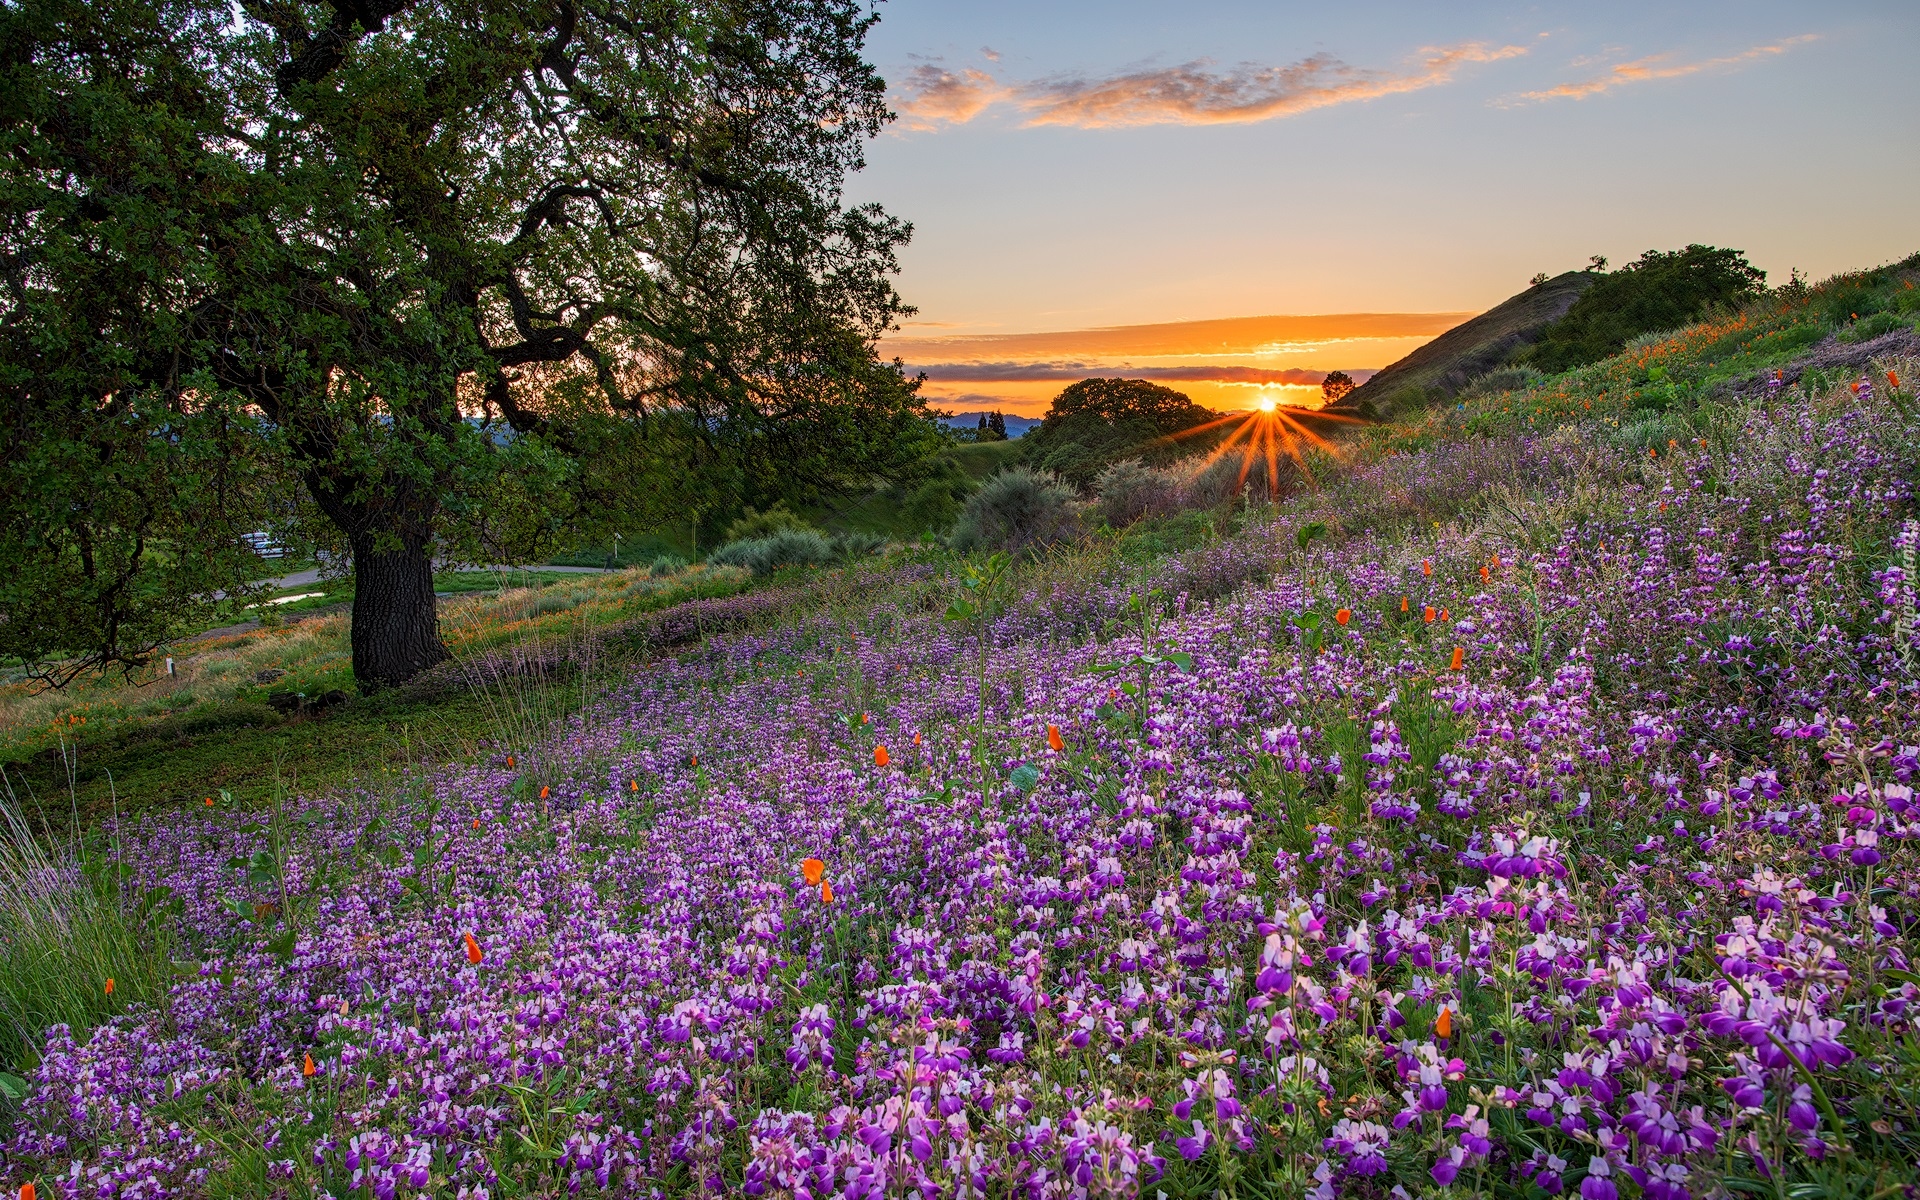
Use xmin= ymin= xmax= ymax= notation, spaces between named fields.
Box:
xmin=853 ymin=0 xmax=1919 ymax=415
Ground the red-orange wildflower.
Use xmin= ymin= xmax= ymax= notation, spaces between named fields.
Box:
xmin=1421 ymin=559 xmax=1432 ymax=577
xmin=873 ymin=745 xmax=890 ymax=768
xmin=821 ymin=880 xmax=834 ymax=904
xmin=204 ymin=797 xmax=213 ymax=807
xmin=104 ymin=978 xmax=114 ymax=996
xmin=1891 ymin=369 xmax=1902 ymax=390
xmin=463 ymin=932 xmax=484 ymax=965
xmin=1435 ymin=1007 xmax=1453 ymax=1038
xmin=506 ymin=755 xmax=515 ymax=768
xmin=1479 ymin=566 xmax=1490 ymax=584
xmin=1400 ymin=596 xmax=1409 ymax=613
xmin=913 ymin=731 xmax=922 ymax=746
xmin=1424 ymin=606 xmax=1436 ymax=624
xmin=1334 ymin=609 xmax=1351 ymax=626
xmin=801 ymin=858 xmax=825 ymax=886
xmin=302 ymin=1052 xmax=316 ymax=1077
xmin=1047 ymin=724 xmax=1064 ymax=752
xmin=22 ymin=1182 xmax=38 ymax=1200
xmin=1449 ymin=647 xmax=1465 ymax=671
xmin=539 ymin=785 xmax=550 ymax=800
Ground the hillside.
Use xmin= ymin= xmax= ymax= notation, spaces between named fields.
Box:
xmin=1329 ymin=269 xmax=1594 ymax=417
xmin=4 ymin=259 xmax=1919 ymax=1199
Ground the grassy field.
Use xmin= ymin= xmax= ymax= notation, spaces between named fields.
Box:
xmin=0 ymin=565 xmax=751 ymax=819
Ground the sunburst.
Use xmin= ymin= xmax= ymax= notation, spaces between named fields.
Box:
xmin=1151 ymin=401 xmax=1365 ymax=496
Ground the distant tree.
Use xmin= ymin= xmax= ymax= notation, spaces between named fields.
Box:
xmin=988 ymin=411 xmax=1008 ymax=439
xmin=1320 ymin=371 xmax=1357 ymax=404
xmin=1530 ymin=272 xmax=1550 ymax=287
xmin=1023 ymin=378 xmax=1218 ymax=490
xmin=978 ymin=415 xmax=990 ymax=437
xmin=1588 ymin=255 xmax=1610 ymax=272
xmin=1526 ymin=245 xmax=1766 ymax=373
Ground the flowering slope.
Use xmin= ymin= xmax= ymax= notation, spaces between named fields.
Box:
xmin=5 ymin=378 xmax=1920 ymax=1199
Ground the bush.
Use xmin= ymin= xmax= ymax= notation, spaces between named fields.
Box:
xmin=649 ymin=554 xmax=688 ymax=577
xmin=949 ymin=468 xmax=1078 ymax=554
xmin=1182 ymin=452 xmax=1304 ymax=509
xmin=892 ymin=455 xmax=975 ymax=532
xmin=1022 ymin=379 xmax=1219 ymax=490
xmin=1837 ymin=310 xmax=1907 ymax=344
xmin=706 ymin=528 xmax=836 ymax=576
xmin=1093 ymin=460 xmax=1180 ymax=527
xmin=721 ymin=503 xmax=816 ymax=544
xmin=833 ymin=531 xmax=887 ymax=559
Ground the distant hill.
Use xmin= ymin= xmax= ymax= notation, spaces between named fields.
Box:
xmin=1328 ymin=271 xmax=1596 ymax=419
xmin=936 ymin=411 xmax=1040 ymax=438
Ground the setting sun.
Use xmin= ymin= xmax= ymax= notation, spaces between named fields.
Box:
xmin=1257 ymin=394 xmax=1278 ymax=413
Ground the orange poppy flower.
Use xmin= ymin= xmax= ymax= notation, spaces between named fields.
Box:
xmin=821 ymin=880 xmax=834 ymax=904
xmin=1424 ymin=606 xmax=1436 ymax=624
xmin=1479 ymin=566 xmax=1490 ymax=583
xmin=1439 ymin=608 xmax=1449 ymax=622
xmin=1400 ymin=596 xmax=1409 ymax=613
xmin=629 ymin=780 xmax=639 ymax=792
xmin=1434 ymin=1007 xmax=1452 ymax=1038
xmin=472 ymin=819 xmax=479 ymax=830
xmin=691 ymin=754 xmax=698 ymax=767
xmin=1421 ymin=559 xmax=1432 ymax=577
xmin=1334 ymin=609 xmax=1351 ymax=626
xmin=463 ymin=932 xmax=484 ymax=965
xmin=1491 ymin=553 xmax=1501 ymax=568
xmin=204 ymin=796 xmax=213 ymax=807
xmin=913 ymin=731 xmax=922 ymax=746
xmin=861 ymin=713 xmax=869 ymax=724
xmin=1047 ymin=724 xmax=1064 ymax=752
xmin=104 ymin=978 xmax=114 ymax=996
xmin=801 ymin=858 xmax=825 ymax=885
xmin=302 ymin=1052 xmax=316 ymax=1077
xmin=22 ymin=1183 xmax=38 ymax=1200
xmin=1890 ymin=370 xmax=1901 ymax=390
xmin=874 ymin=745 xmax=890 ymax=768
xmin=1449 ymin=647 xmax=1465 ymax=671
xmin=506 ymin=755 xmax=515 ymax=768
xmin=539 ymin=785 xmax=550 ymax=800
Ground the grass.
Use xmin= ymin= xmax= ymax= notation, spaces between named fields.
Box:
xmin=0 ymin=564 xmax=751 ymax=820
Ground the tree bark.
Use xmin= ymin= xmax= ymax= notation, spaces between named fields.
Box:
xmin=347 ymin=530 xmax=449 ymax=690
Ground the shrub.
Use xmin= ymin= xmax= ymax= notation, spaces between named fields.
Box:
xmin=949 ymin=468 xmax=1078 ymax=554
xmin=833 ymin=531 xmax=887 ymax=559
xmin=892 ymin=455 xmax=975 ymax=532
xmin=1181 ymin=452 xmax=1304 ymax=509
xmin=1837 ymin=310 xmax=1907 ymax=344
xmin=648 ymin=554 xmax=688 ymax=577
xmin=721 ymin=503 xmax=816 ymax=544
xmin=1093 ymin=460 xmax=1180 ymax=527
xmin=706 ymin=528 xmax=836 ymax=575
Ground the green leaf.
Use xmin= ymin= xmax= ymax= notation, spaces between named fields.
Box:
xmin=943 ymin=599 xmax=975 ymax=622
xmin=1294 ymin=521 xmax=1328 ymax=552
xmin=1165 ymin=651 xmax=1193 ymax=671
xmin=0 ymin=1072 xmax=27 ymax=1101
xmin=1119 ymin=682 xmax=1139 ymax=696
xmin=1008 ymin=764 xmax=1041 ymax=793
xmin=221 ymin=894 xmax=252 ymax=918
xmin=266 ymin=929 xmax=297 ymax=962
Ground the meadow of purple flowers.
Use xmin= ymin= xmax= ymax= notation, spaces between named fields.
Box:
xmin=4 ymin=361 xmax=1918 ymax=1198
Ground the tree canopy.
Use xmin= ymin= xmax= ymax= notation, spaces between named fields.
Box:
xmin=1022 ymin=378 xmax=1217 ymax=490
xmin=1525 ymin=245 xmax=1766 ymax=373
xmin=1320 ymin=371 xmax=1356 ymax=404
xmin=1 ymin=0 xmax=930 ymax=688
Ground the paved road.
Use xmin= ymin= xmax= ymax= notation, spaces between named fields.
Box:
xmin=260 ymin=563 xmax=612 ymax=590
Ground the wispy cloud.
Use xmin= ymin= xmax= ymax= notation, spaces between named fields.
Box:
xmin=892 ymin=42 xmax=1528 ymax=131
xmin=1505 ymin=34 xmax=1816 ymax=103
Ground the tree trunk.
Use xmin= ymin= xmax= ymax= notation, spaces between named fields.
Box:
xmin=348 ymin=532 xmax=449 ymax=690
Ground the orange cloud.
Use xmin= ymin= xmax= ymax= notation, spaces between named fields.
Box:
xmin=890 ymin=43 xmax=1529 ymax=131
xmin=884 ymin=312 xmax=1469 ymax=363
xmin=1506 ymin=34 xmax=1816 ymax=103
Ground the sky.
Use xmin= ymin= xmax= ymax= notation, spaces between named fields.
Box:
xmin=851 ymin=1 xmax=1920 ymax=414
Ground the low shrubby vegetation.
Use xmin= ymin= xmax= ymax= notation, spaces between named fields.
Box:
xmin=2 ymin=257 xmax=1919 ymax=1199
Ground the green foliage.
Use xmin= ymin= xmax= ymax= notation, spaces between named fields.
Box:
xmin=1838 ymin=310 xmax=1908 ymax=344
xmin=1093 ymin=460 xmax=1179 ymax=527
xmin=649 ymin=555 xmax=690 ymax=577
xmin=949 ymin=468 xmax=1078 ymax=555
xmin=1 ymin=0 xmax=924 ymax=689
xmin=0 ymin=787 xmax=179 ymax=1072
xmin=888 ymin=454 xmax=977 ymax=533
xmin=1022 ymin=379 xmax=1218 ymax=489
xmin=707 ymin=529 xmax=838 ymax=576
xmin=723 ymin=505 xmax=819 ymax=545
xmin=1320 ymin=370 xmax=1356 ymax=404
xmin=1525 ymin=245 xmax=1767 ymax=373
